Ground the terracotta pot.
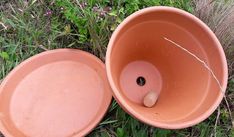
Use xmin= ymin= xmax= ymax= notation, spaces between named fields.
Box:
xmin=106 ymin=6 xmax=228 ymax=129
xmin=0 ymin=49 xmax=112 ymax=137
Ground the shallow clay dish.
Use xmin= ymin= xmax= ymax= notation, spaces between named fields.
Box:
xmin=0 ymin=49 xmax=112 ymax=137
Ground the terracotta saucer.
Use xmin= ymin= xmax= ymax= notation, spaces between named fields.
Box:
xmin=0 ymin=49 xmax=112 ymax=137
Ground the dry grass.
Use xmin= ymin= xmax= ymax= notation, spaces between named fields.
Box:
xmin=193 ymin=0 xmax=234 ymax=78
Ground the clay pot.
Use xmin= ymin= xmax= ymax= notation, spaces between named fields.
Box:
xmin=106 ymin=6 xmax=228 ymax=129
xmin=0 ymin=49 xmax=112 ymax=137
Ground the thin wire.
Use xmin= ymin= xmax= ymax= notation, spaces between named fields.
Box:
xmin=164 ymin=37 xmax=225 ymax=93
xmin=164 ymin=37 xmax=232 ymax=128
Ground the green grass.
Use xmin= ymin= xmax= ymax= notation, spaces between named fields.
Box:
xmin=0 ymin=0 xmax=233 ymax=137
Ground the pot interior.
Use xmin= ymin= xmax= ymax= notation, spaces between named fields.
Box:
xmin=109 ymin=8 xmax=226 ymax=125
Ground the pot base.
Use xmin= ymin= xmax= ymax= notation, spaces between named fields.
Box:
xmin=120 ymin=61 xmax=162 ymax=104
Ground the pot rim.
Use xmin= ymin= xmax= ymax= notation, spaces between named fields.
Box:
xmin=106 ymin=6 xmax=228 ymax=129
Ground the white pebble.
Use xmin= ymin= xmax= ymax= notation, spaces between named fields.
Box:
xmin=143 ymin=91 xmax=158 ymax=107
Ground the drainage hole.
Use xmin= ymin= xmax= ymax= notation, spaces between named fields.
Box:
xmin=136 ymin=76 xmax=146 ymax=86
